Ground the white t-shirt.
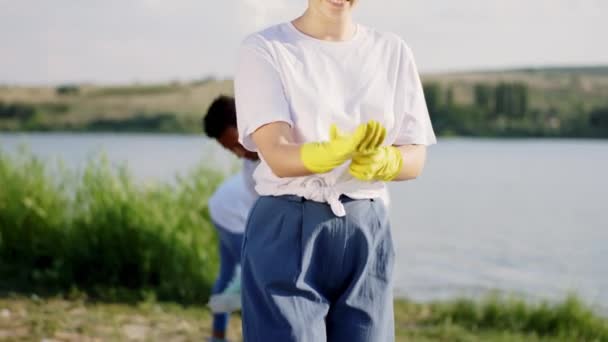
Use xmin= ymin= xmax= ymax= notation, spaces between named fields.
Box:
xmin=208 ymin=160 xmax=259 ymax=234
xmin=235 ymin=22 xmax=436 ymax=216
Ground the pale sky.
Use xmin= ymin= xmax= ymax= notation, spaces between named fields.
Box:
xmin=1 ymin=0 xmax=606 ymax=85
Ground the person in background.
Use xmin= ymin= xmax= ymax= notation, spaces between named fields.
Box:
xmin=202 ymin=95 xmax=259 ymax=342
xmin=234 ymin=0 xmax=437 ymax=340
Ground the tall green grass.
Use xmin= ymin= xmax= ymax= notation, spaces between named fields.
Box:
xmin=405 ymin=295 xmax=608 ymax=340
xmin=0 ymin=147 xmax=223 ymax=303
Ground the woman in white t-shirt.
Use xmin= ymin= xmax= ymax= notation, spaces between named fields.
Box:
xmin=235 ymin=0 xmax=437 ymax=340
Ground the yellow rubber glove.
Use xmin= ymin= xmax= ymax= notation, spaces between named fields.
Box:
xmin=349 ymin=146 xmax=403 ymax=181
xmin=301 ymin=120 xmax=385 ymax=174
xmin=331 ymin=122 xmax=402 ymax=181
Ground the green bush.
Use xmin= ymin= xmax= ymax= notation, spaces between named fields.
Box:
xmin=589 ymin=107 xmax=608 ymax=137
xmin=0 ymin=102 xmax=36 ymax=120
xmin=0 ymin=147 xmax=70 ymax=284
xmin=423 ymin=82 xmax=443 ymax=115
xmin=0 ymin=147 xmax=223 ymax=303
xmin=55 ymin=84 xmax=80 ymax=96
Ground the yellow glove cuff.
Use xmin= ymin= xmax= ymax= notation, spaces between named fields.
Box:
xmin=377 ymin=146 xmax=404 ymax=181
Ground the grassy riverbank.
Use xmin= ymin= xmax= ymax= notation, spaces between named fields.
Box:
xmin=1 ymin=149 xmax=607 ymax=341
xmin=0 ymin=295 xmax=606 ymax=341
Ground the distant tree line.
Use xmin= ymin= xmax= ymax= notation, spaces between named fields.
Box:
xmin=474 ymin=83 xmax=528 ymax=117
xmin=86 ymin=113 xmax=185 ymax=133
xmin=1 ymin=81 xmax=607 ymax=137
xmin=423 ymin=82 xmax=608 ymax=138
xmin=0 ymin=99 xmax=200 ymax=133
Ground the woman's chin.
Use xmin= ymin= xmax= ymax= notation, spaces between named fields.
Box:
xmin=323 ymin=0 xmax=353 ymax=13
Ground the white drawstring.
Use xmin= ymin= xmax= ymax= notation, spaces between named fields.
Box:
xmin=299 ymin=176 xmax=347 ymax=217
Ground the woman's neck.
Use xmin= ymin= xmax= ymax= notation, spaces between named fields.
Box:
xmin=292 ymin=8 xmax=356 ymax=42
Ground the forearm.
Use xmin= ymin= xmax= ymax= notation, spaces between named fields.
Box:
xmin=259 ymin=141 xmax=312 ymax=178
xmin=251 ymin=122 xmax=313 ymax=178
xmin=391 ymin=144 xmax=427 ymax=181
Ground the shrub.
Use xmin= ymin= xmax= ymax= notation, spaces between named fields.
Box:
xmin=0 ymin=147 xmax=223 ymax=303
xmin=56 ymin=85 xmax=80 ymax=95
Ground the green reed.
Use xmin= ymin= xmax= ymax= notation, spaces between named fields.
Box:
xmin=0 ymin=147 xmax=223 ymax=303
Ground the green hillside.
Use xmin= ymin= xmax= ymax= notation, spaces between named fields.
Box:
xmin=1 ymin=67 xmax=607 ymax=137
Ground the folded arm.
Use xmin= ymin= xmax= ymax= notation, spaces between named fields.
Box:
xmin=249 ymin=120 xmax=386 ymax=179
xmin=250 ymin=121 xmax=312 ymax=178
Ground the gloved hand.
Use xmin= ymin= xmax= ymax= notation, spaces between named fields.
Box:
xmin=349 ymin=146 xmax=403 ymax=181
xmin=301 ymin=120 xmax=385 ymax=174
xmin=331 ymin=123 xmax=403 ymax=181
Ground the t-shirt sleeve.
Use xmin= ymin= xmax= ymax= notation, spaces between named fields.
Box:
xmin=234 ymin=38 xmax=294 ymax=152
xmin=393 ymin=42 xmax=437 ymax=146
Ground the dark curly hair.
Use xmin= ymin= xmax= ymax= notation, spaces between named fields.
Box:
xmin=202 ymin=95 xmax=237 ymax=139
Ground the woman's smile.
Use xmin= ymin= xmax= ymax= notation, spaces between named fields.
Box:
xmin=326 ymin=0 xmax=350 ymax=8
